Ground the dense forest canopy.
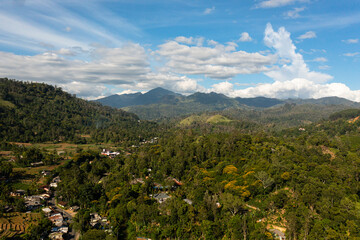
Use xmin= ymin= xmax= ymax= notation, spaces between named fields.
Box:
xmin=2 ymin=79 xmax=360 ymax=239
xmin=0 ymin=78 xmax=158 ymax=143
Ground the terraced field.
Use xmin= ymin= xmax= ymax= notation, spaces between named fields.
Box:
xmin=0 ymin=212 xmax=41 ymax=238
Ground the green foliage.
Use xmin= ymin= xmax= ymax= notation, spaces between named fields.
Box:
xmin=81 ymin=229 xmax=107 ymax=240
xmin=22 ymin=217 xmax=52 ymax=240
xmin=329 ymin=108 xmax=360 ymax=120
xmin=4 ymin=80 xmax=360 ymax=239
xmin=0 ymin=78 xmax=157 ymax=143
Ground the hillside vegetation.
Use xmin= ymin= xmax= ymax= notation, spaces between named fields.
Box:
xmin=0 ymin=78 xmax=157 ymax=143
xmin=2 ymin=79 xmax=360 ymax=239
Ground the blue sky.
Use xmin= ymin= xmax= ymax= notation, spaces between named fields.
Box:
xmin=0 ymin=0 xmax=359 ymax=100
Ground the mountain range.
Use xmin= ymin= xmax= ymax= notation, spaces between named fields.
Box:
xmin=95 ymin=87 xmax=360 ymax=120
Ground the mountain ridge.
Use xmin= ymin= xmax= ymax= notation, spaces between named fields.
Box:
xmin=96 ymin=87 xmax=360 ymax=110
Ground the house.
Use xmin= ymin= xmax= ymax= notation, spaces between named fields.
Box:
xmin=4 ymin=205 xmax=13 ymax=213
xmin=70 ymin=206 xmax=80 ymax=211
xmin=152 ymin=193 xmax=171 ymax=203
xmin=90 ymin=212 xmax=102 ymax=227
xmin=40 ymin=193 xmax=50 ymax=200
xmin=58 ymin=201 xmax=67 ymax=208
xmin=57 ymin=151 xmax=65 ymax=155
xmin=136 ymin=238 xmax=152 ymax=240
xmin=30 ymin=161 xmax=43 ymax=167
xmin=130 ymin=178 xmax=144 ymax=185
xmin=50 ymin=182 xmax=58 ymax=188
xmin=59 ymin=226 xmax=69 ymax=233
xmin=101 ymin=149 xmax=120 ymax=158
xmin=269 ymin=229 xmax=286 ymax=240
xmin=52 ymin=176 xmax=61 ymax=183
xmin=49 ymin=232 xmax=64 ymax=240
xmin=42 ymin=170 xmax=51 ymax=177
xmin=40 ymin=185 xmax=50 ymax=192
xmin=42 ymin=207 xmax=52 ymax=216
xmin=11 ymin=189 xmax=26 ymax=197
xmin=25 ymin=195 xmax=42 ymax=210
xmin=89 ymin=212 xmax=109 ymax=228
xmin=183 ymin=199 xmax=193 ymax=205
xmin=166 ymin=177 xmax=183 ymax=186
xmin=49 ymin=213 xmax=64 ymax=227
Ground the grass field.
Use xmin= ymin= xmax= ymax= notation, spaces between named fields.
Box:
xmin=0 ymin=212 xmax=41 ymax=239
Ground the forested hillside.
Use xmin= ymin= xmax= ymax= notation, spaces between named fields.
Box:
xmin=0 ymin=78 xmax=157 ymax=143
xmin=54 ymin=114 xmax=360 ymax=239
xmin=2 ymin=79 xmax=360 ymax=239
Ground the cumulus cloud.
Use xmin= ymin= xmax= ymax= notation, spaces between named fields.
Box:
xmin=298 ymin=31 xmax=316 ymax=40
xmin=342 ymin=39 xmax=359 ymax=44
xmin=209 ymin=79 xmax=360 ymax=102
xmin=61 ymin=81 xmax=108 ymax=99
xmin=284 ymin=7 xmax=305 ymax=19
xmin=264 ymin=23 xmax=332 ymax=83
xmin=156 ymin=38 xmax=275 ymax=79
xmin=222 ymin=78 xmax=360 ymax=101
xmin=239 ymin=32 xmax=253 ymax=42
xmin=211 ymin=81 xmax=234 ymax=95
xmin=207 ymin=24 xmax=360 ymax=102
xmin=204 ymin=6 xmax=215 ymax=15
xmin=256 ymin=0 xmax=308 ymax=8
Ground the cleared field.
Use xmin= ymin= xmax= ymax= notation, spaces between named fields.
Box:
xmin=0 ymin=212 xmax=41 ymax=238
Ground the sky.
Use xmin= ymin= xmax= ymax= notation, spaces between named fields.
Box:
xmin=0 ymin=0 xmax=360 ymax=101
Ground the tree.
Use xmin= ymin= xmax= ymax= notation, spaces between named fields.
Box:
xmin=82 ymin=229 xmax=106 ymax=240
xmin=220 ymin=192 xmax=244 ymax=216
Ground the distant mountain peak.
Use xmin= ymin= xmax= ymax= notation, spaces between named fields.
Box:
xmin=145 ymin=87 xmax=177 ymax=95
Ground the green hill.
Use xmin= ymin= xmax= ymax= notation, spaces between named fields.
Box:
xmin=0 ymin=78 xmax=157 ymax=143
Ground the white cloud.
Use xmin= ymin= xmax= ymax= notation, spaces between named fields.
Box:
xmin=156 ymin=38 xmax=275 ymax=79
xmin=207 ymin=24 xmax=360 ymax=102
xmin=61 ymin=81 xmax=107 ymax=99
xmin=204 ymin=6 xmax=215 ymax=15
xmin=0 ymin=1 xmax=141 ymax=52
xmin=211 ymin=81 xmax=234 ymax=95
xmin=311 ymin=57 xmax=327 ymax=62
xmin=343 ymin=52 xmax=360 ymax=57
xmin=174 ymin=36 xmax=204 ymax=46
xmin=264 ymin=23 xmax=332 ymax=83
xmin=298 ymin=31 xmax=316 ymax=40
xmin=0 ymin=43 xmax=151 ymax=96
xmin=300 ymin=49 xmax=327 ymax=54
xmin=209 ymin=78 xmax=360 ymax=102
xmin=0 ymin=12 xmax=87 ymax=51
xmin=256 ymin=0 xmax=308 ymax=8
xmin=117 ymin=89 xmax=139 ymax=95
xmin=175 ymin=36 xmax=194 ymax=45
xmin=284 ymin=7 xmax=305 ymax=19
xmin=239 ymin=32 xmax=253 ymax=42
xmin=342 ymin=39 xmax=359 ymax=44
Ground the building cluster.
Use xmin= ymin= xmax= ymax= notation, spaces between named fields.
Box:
xmin=43 ymin=206 xmax=70 ymax=240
